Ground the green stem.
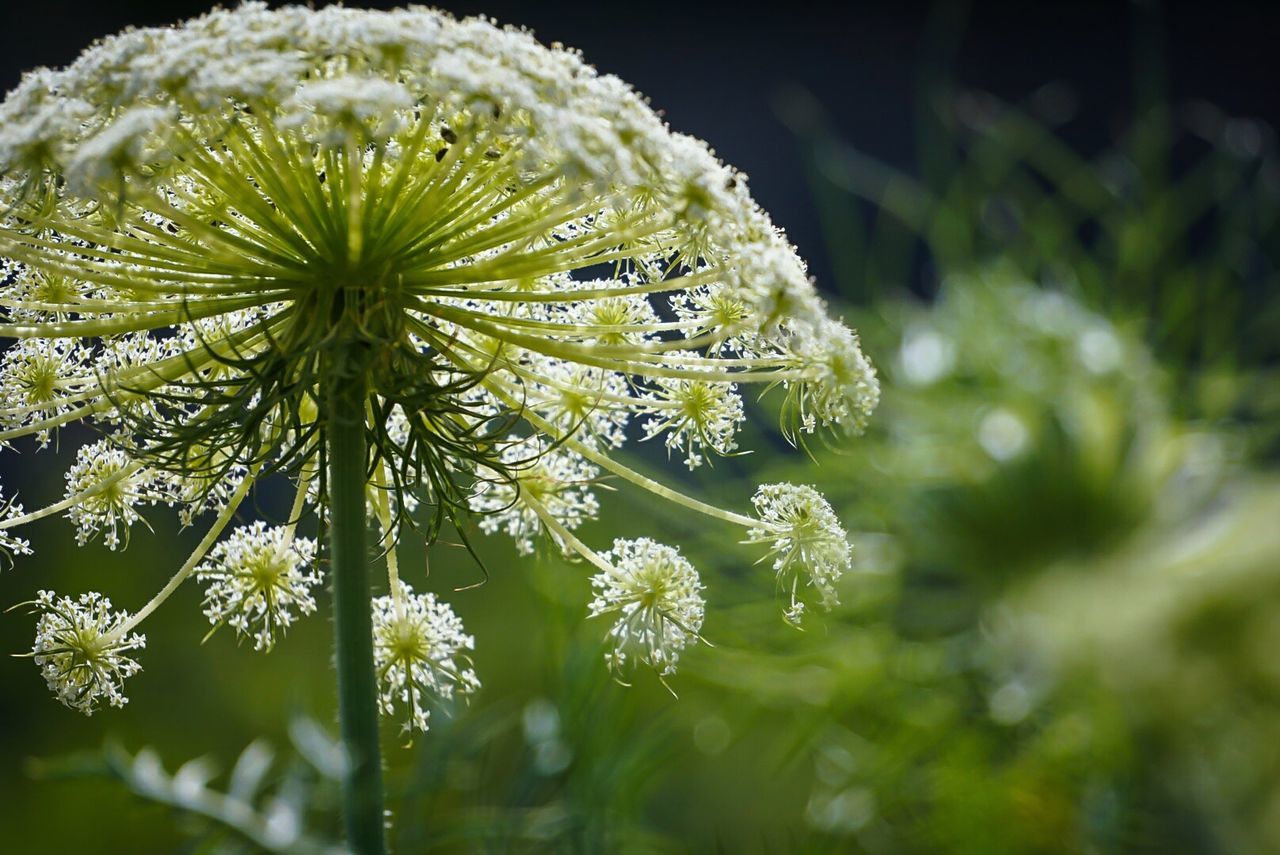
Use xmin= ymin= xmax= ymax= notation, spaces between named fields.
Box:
xmin=326 ymin=355 xmax=386 ymax=855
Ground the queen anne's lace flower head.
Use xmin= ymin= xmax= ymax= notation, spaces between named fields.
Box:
xmin=523 ymin=355 xmax=632 ymax=450
xmin=0 ymin=338 xmax=89 ymax=446
xmin=372 ymin=584 xmax=479 ymax=735
xmin=746 ymin=483 xmax=852 ymax=625
xmin=63 ymin=440 xmax=168 ymax=550
xmin=589 ymin=538 xmax=705 ymax=678
xmin=0 ymin=4 xmax=875 ymax=716
xmin=470 ymin=437 xmax=600 ymax=555
xmin=195 ymin=521 xmax=320 ymax=651
xmin=28 ymin=590 xmax=145 ymax=715
xmin=640 ymin=359 xmax=746 ymax=469
xmin=0 ymin=479 xmax=33 ymax=567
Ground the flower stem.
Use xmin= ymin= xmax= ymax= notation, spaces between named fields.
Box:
xmin=326 ymin=355 xmax=386 ymax=855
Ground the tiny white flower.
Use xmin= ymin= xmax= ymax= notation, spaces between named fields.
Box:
xmin=29 ymin=589 xmax=145 ymax=715
xmin=640 ymin=364 xmax=745 ymax=469
xmin=0 ymin=264 xmax=91 ymax=321
xmin=786 ymin=319 xmax=880 ymax=437
xmin=589 ymin=537 xmax=705 ymax=678
xmin=745 ymin=483 xmax=851 ymax=624
xmin=195 ymin=522 xmax=321 ymax=652
xmin=669 ymin=283 xmax=757 ymax=352
xmin=564 ymin=288 xmax=659 ymax=347
xmin=281 ymin=76 xmax=414 ymax=144
xmin=63 ymin=440 xmax=168 ymax=550
xmin=65 ymin=105 xmax=174 ymax=196
xmin=0 ymin=479 xmax=33 ymax=567
xmin=372 ymin=585 xmax=479 ymax=735
xmin=0 ymin=72 xmax=94 ymax=172
xmin=93 ymin=332 xmax=177 ymax=424
xmin=524 ymin=357 xmax=632 ymax=449
xmin=0 ymin=338 xmax=90 ymax=445
xmin=471 ymin=438 xmax=600 ymax=555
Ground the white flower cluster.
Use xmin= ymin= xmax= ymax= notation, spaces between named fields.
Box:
xmin=281 ymin=77 xmax=414 ymax=144
xmin=30 ymin=589 xmax=146 ymax=715
xmin=0 ymin=479 xmax=32 ymax=567
xmin=0 ymin=4 xmax=873 ymax=720
xmin=66 ymin=105 xmax=174 ymax=196
xmin=372 ymin=584 xmax=480 ymax=735
xmin=640 ymin=365 xmax=746 ymax=470
xmin=195 ymin=522 xmax=321 ymax=652
xmin=589 ymin=538 xmax=705 ymax=677
xmin=746 ymin=483 xmax=852 ymax=625
xmin=470 ymin=438 xmax=600 ymax=556
xmin=63 ymin=440 xmax=169 ymax=550
xmin=521 ymin=353 xmax=632 ymax=450
xmin=0 ymin=338 xmax=90 ymax=446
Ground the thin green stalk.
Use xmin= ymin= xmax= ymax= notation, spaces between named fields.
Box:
xmin=326 ymin=352 xmax=386 ymax=855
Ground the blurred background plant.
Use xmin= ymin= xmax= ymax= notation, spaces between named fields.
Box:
xmin=3 ymin=1 xmax=1279 ymax=852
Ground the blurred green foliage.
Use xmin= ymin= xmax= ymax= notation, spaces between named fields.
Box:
xmin=4 ymin=12 xmax=1280 ymax=855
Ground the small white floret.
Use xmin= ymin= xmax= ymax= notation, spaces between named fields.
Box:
xmin=372 ymin=584 xmax=480 ymax=735
xmin=745 ymin=483 xmax=851 ymax=624
xmin=195 ymin=521 xmax=321 ymax=651
xmin=589 ymin=537 xmax=705 ymax=678
xmin=30 ymin=589 xmax=146 ymax=715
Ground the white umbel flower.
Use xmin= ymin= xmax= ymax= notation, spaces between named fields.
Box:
xmin=0 ymin=480 xmax=32 ymax=567
xmin=670 ymin=283 xmax=757 ymax=352
xmin=0 ymin=338 xmax=89 ymax=445
xmin=589 ymin=538 xmax=705 ymax=678
xmin=195 ymin=521 xmax=321 ymax=652
xmin=66 ymin=105 xmax=175 ymax=196
xmin=372 ymin=584 xmax=479 ymax=735
xmin=30 ymin=589 xmax=145 ymax=715
xmin=92 ymin=332 xmax=177 ymax=424
xmin=785 ymin=319 xmax=881 ymax=437
xmin=471 ymin=438 xmax=600 ymax=555
xmin=564 ymin=290 xmax=660 ymax=347
xmin=281 ymin=76 xmax=414 ymax=144
xmin=63 ymin=440 xmax=167 ymax=550
xmin=524 ymin=358 xmax=632 ymax=450
xmin=0 ymin=3 xmax=877 ymax=722
xmin=745 ymin=483 xmax=851 ymax=625
xmin=0 ymin=262 xmax=92 ymax=322
xmin=640 ymin=364 xmax=746 ymax=469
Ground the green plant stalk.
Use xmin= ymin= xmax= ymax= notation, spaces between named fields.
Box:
xmin=326 ymin=355 xmax=386 ymax=855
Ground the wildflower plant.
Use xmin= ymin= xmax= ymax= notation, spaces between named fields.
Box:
xmin=0 ymin=4 xmax=877 ymax=851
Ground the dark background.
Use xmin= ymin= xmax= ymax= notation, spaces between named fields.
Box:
xmin=2 ymin=0 xmax=1278 ymax=293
